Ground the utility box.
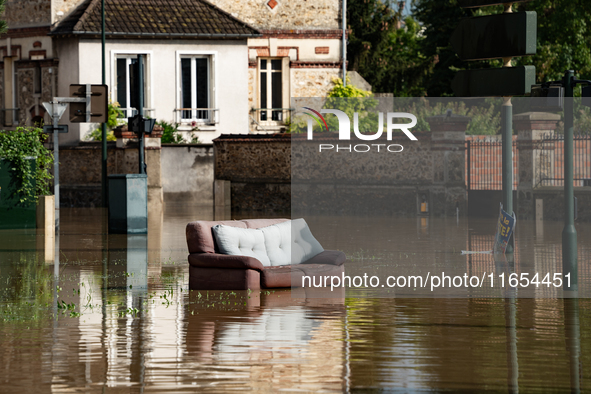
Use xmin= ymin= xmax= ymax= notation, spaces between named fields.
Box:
xmin=0 ymin=158 xmax=37 ymax=229
xmin=108 ymin=174 xmax=148 ymax=234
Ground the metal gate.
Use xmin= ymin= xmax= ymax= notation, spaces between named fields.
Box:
xmin=536 ymin=132 xmax=591 ymax=187
xmin=466 ymin=138 xmax=519 ymax=190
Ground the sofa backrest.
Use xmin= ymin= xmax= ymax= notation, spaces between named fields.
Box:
xmin=186 ymin=218 xmax=289 ymax=254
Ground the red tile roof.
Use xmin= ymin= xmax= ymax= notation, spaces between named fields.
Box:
xmin=51 ymin=0 xmax=261 ymax=38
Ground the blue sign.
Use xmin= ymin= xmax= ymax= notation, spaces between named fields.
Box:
xmin=494 ymin=204 xmax=516 ymax=254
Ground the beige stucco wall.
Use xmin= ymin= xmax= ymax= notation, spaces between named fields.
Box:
xmin=9 ymin=36 xmax=55 ymax=58
xmin=57 ymin=38 xmax=250 ymax=144
xmin=208 ymin=0 xmax=341 ymax=30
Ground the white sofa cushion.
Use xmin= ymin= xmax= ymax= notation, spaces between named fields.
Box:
xmin=291 ymin=218 xmax=324 ymax=265
xmin=260 ymin=220 xmax=291 ymax=266
xmin=212 ymin=225 xmax=271 ymax=267
xmin=212 ymin=219 xmax=324 ymax=267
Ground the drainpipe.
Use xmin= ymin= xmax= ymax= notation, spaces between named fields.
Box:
xmin=4 ymin=37 xmax=15 ymax=125
xmin=342 ymin=0 xmax=346 ymax=87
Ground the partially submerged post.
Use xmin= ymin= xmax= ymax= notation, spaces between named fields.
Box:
xmin=451 ymin=0 xmax=537 ymax=253
xmin=562 ymin=70 xmax=577 ymax=292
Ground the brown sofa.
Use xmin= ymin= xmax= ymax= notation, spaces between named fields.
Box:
xmin=186 ymin=218 xmax=346 ymax=290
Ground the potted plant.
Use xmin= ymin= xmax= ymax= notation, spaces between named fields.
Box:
xmin=0 ymin=127 xmax=54 ymax=229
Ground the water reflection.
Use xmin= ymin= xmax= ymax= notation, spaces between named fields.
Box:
xmin=0 ymin=207 xmax=591 ymax=391
xmin=564 ymin=298 xmax=581 ymax=394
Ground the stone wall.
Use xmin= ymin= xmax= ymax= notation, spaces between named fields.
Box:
xmin=4 ymin=0 xmax=51 ymax=28
xmin=58 ymin=132 xmax=162 ymax=207
xmin=214 ymin=134 xmax=291 ymax=212
xmin=208 ymin=0 xmax=340 ymax=30
xmin=291 ymin=69 xmax=340 ymax=98
xmin=11 ymin=62 xmax=58 ymax=126
xmin=214 ymin=115 xmax=469 ymax=215
xmin=52 ymin=0 xmax=83 ymax=24
xmin=57 ymin=136 xmax=218 ymax=208
xmin=3 ymin=0 xmax=81 ymax=27
xmin=215 ymin=134 xmax=290 ymax=181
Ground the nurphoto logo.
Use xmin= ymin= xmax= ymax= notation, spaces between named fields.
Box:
xmin=302 ymin=107 xmax=418 ymax=153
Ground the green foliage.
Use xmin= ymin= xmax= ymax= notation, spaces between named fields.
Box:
xmin=0 ymin=0 xmax=7 ymax=35
xmin=414 ymin=0 xmax=591 ymax=96
xmin=159 ymin=121 xmax=184 ymax=143
xmin=413 ymin=0 xmax=496 ymax=97
xmin=86 ymin=101 xmax=123 ymax=141
xmin=289 ymin=78 xmax=379 ymax=133
xmin=515 ymin=1 xmax=591 ymax=85
xmin=327 ymin=77 xmax=373 ymax=98
xmin=347 ymin=0 xmax=433 ymax=95
xmin=107 ymin=101 xmax=124 ymax=129
xmin=398 ymin=99 xmax=501 ymax=134
xmin=0 ymin=127 xmax=54 ymax=203
xmin=159 ymin=121 xmax=200 ymax=144
xmin=324 ymin=78 xmax=379 ymax=132
xmin=86 ymin=127 xmax=116 ymax=142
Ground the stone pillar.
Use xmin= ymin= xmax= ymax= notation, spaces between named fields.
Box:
xmin=514 ymin=112 xmax=560 ymax=219
xmin=426 ymin=115 xmax=470 ymax=216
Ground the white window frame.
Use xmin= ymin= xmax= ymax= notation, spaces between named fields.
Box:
xmin=257 ymin=57 xmax=290 ymax=126
xmin=176 ymin=50 xmax=217 ymax=127
xmin=110 ymin=50 xmax=153 ymax=119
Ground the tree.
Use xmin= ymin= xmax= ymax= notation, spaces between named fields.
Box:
xmin=414 ymin=0 xmax=591 ymax=96
xmin=515 ymin=0 xmax=591 ymax=83
xmin=347 ymin=0 xmax=433 ymax=95
xmin=0 ymin=0 xmax=7 ymax=35
xmin=413 ymin=0 xmax=498 ymax=96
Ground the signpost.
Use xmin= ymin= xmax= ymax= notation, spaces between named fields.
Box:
xmin=451 ymin=1 xmax=537 ymax=253
xmin=452 ymin=66 xmax=536 ymax=97
xmin=42 ymin=125 xmax=68 ymax=134
xmin=43 ymin=84 xmax=108 ymax=230
xmin=450 ymin=12 xmax=536 ymax=61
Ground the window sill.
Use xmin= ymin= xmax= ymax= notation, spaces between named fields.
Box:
xmin=178 ymin=124 xmax=217 ymax=132
xmin=254 ymin=125 xmax=288 ymax=133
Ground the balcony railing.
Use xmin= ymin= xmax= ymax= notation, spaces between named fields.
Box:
xmin=118 ymin=108 xmax=155 ymax=119
xmin=251 ymin=108 xmax=293 ymax=123
xmin=173 ymin=108 xmax=219 ymax=125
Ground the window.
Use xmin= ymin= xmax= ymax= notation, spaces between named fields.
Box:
xmin=179 ymin=56 xmax=213 ymax=122
xmin=258 ymin=58 xmax=289 ymax=123
xmin=115 ymin=54 xmax=150 ymax=118
xmin=34 ymin=64 xmax=42 ymax=95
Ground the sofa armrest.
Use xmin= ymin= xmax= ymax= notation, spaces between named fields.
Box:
xmin=188 ymin=253 xmax=265 ymax=271
xmin=302 ymin=250 xmax=346 ymax=266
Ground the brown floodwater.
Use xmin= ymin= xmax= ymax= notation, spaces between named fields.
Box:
xmin=0 ymin=202 xmax=590 ymax=392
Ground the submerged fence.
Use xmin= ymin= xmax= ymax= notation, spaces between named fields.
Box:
xmin=536 ymin=132 xmax=591 ymax=187
xmin=466 ymin=133 xmax=591 ymax=190
xmin=466 ymin=136 xmax=519 ymax=191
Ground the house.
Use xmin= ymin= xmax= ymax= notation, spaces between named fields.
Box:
xmin=0 ymin=0 xmax=345 ymax=144
xmin=206 ymin=0 xmax=345 ymax=133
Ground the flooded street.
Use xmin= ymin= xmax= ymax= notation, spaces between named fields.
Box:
xmin=1 ymin=203 xmax=590 ymax=392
